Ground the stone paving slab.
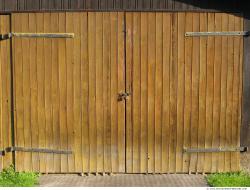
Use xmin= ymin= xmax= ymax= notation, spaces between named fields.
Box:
xmin=39 ymin=174 xmax=208 ymax=187
xmin=241 ymin=152 xmax=250 ymax=173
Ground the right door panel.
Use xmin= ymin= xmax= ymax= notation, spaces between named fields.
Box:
xmin=125 ymin=12 xmax=243 ymax=174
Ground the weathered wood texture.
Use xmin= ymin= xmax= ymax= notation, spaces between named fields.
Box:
xmin=242 ymin=13 xmax=250 ymax=152
xmin=0 ymin=12 xmax=244 ymax=173
xmin=0 ymin=0 xmax=248 ymax=12
xmin=126 ymin=12 xmax=243 ymax=173
xmin=12 ymin=12 xmax=125 ymax=173
xmin=0 ymin=15 xmax=12 ymax=171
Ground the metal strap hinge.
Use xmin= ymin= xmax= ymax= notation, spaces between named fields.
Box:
xmin=185 ymin=31 xmax=249 ymax=37
xmin=0 ymin=150 xmax=5 ymax=156
xmin=184 ymin=147 xmax=248 ymax=153
xmin=5 ymin=146 xmax=72 ymax=155
xmin=0 ymin=32 xmax=74 ymax=40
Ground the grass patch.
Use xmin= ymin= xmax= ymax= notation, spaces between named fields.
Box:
xmin=206 ymin=171 xmax=250 ymax=187
xmin=0 ymin=165 xmax=39 ymax=187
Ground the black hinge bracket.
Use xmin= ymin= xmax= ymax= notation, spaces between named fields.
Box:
xmin=0 ymin=150 xmax=5 ymax=156
xmin=5 ymin=147 xmax=72 ymax=155
xmin=0 ymin=33 xmax=12 ymax=40
xmin=184 ymin=147 xmax=248 ymax=153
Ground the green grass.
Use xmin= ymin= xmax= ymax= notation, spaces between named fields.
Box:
xmin=0 ymin=165 xmax=39 ymax=187
xmin=206 ymin=171 xmax=250 ymax=187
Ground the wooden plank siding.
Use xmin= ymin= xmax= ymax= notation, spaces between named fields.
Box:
xmin=0 ymin=15 xmax=12 ymax=171
xmin=0 ymin=12 xmax=244 ymax=173
xmin=125 ymin=12 xmax=243 ymax=174
xmin=11 ymin=12 xmax=125 ymax=173
xmin=0 ymin=0 xmax=247 ymax=13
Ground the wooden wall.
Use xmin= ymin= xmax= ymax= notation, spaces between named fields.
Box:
xmin=0 ymin=0 xmax=247 ymax=13
xmin=0 ymin=15 xmax=12 ymax=171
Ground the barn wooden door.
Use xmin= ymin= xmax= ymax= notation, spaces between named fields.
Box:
xmin=4 ymin=12 xmax=244 ymax=174
xmin=11 ymin=12 xmax=126 ymax=173
xmin=125 ymin=12 xmax=243 ymax=174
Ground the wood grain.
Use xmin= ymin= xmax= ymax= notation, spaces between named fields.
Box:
xmin=9 ymin=12 xmax=243 ymax=173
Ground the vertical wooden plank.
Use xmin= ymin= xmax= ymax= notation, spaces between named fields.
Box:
xmin=103 ymin=12 xmax=111 ymax=173
xmin=88 ymin=12 xmax=97 ymax=173
xmin=73 ymin=12 xmax=82 ymax=173
xmin=126 ymin=12 xmax=133 ymax=173
xmin=13 ymin=14 xmax=24 ymax=172
xmin=96 ymin=12 xmax=104 ymax=173
xmin=183 ymin=12 xmax=192 ymax=173
xmin=0 ymin=16 xmax=2 ymax=170
xmin=117 ymin=12 xmax=125 ymax=173
xmin=147 ymin=12 xmax=156 ymax=173
xmin=190 ymin=12 xmax=200 ymax=173
xmin=29 ymin=13 xmax=39 ymax=172
xmin=66 ymin=12 xmax=75 ymax=173
xmin=212 ymin=13 xmax=222 ymax=173
xmin=176 ymin=12 xmax=185 ymax=173
xmin=204 ymin=13 xmax=215 ymax=173
xmin=0 ymin=16 xmax=3 ymax=170
xmin=21 ymin=13 xmax=32 ymax=172
xmin=51 ymin=13 xmax=60 ymax=173
xmin=81 ymin=12 xmax=89 ymax=173
xmin=132 ymin=12 xmax=140 ymax=173
xmin=4 ymin=14 xmax=11 ymax=169
xmin=1 ymin=15 xmax=12 ymax=169
xmin=231 ymin=15 xmax=241 ymax=172
xmin=237 ymin=17 xmax=244 ymax=172
xmin=58 ymin=12 xmax=68 ymax=173
xmin=197 ymin=13 xmax=207 ymax=174
xmin=225 ymin=14 xmax=234 ymax=172
xmin=73 ymin=12 xmax=82 ymax=174
xmin=218 ymin=13 xmax=228 ymax=173
xmin=36 ymin=13 xmax=46 ymax=173
xmin=0 ymin=16 xmax=6 ymax=169
xmin=155 ymin=12 xmax=163 ymax=173
xmin=44 ymin=13 xmax=53 ymax=173
xmin=162 ymin=13 xmax=171 ymax=173
xmin=140 ymin=12 xmax=148 ymax=173
xmin=110 ymin=12 xmax=118 ymax=173
xmin=169 ymin=12 xmax=178 ymax=173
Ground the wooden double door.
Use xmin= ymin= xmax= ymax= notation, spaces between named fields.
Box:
xmin=9 ymin=12 xmax=243 ymax=174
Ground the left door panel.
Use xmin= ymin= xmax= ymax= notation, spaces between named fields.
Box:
xmin=12 ymin=12 xmax=126 ymax=173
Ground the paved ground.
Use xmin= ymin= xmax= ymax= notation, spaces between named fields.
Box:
xmin=39 ymin=174 xmax=208 ymax=187
xmin=241 ymin=152 xmax=250 ymax=173
xmin=38 ymin=153 xmax=250 ymax=187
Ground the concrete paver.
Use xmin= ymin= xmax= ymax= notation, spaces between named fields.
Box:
xmin=39 ymin=174 xmax=208 ymax=187
xmin=241 ymin=152 xmax=250 ymax=173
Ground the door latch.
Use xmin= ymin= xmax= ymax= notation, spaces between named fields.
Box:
xmin=118 ymin=92 xmax=131 ymax=101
